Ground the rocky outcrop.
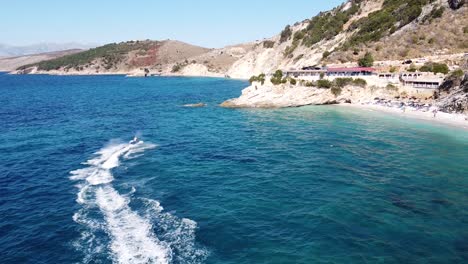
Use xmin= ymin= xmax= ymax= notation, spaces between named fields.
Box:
xmin=448 ymin=0 xmax=465 ymax=9
xmin=437 ymin=74 xmax=468 ymax=113
xmin=221 ymin=81 xmax=398 ymax=108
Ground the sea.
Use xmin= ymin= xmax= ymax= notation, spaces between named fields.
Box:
xmin=0 ymin=73 xmax=467 ymax=264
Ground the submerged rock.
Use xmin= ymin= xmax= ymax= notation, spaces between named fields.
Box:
xmin=183 ymin=103 xmax=207 ymax=108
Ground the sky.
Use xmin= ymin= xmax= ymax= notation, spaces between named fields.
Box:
xmin=3 ymin=0 xmax=344 ymax=48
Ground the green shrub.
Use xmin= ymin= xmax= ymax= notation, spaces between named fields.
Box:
xmin=352 ymin=78 xmax=367 ymax=87
xmin=305 ymin=81 xmax=315 ymax=87
xmin=280 ymin=25 xmax=292 ymax=43
xmin=433 ymin=63 xmax=450 ymax=74
xmin=408 ymin=63 xmax=417 ymax=72
xmin=449 ymin=69 xmax=464 ymax=79
xmin=424 ymin=6 xmax=444 ymax=22
xmin=331 ymin=86 xmax=342 ymax=97
xmin=271 ymin=70 xmax=284 ymax=85
xmin=344 ymin=0 xmax=430 ymax=48
xmin=464 ymin=26 xmax=468 ymax=34
xmin=289 ymin=77 xmax=297 ymax=85
xmin=386 ymin=84 xmax=399 ymax=91
xmin=293 ymin=31 xmax=305 ymax=41
xmin=172 ymin=63 xmax=182 ymax=72
xmin=301 ymin=3 xmax=360 ymax=47
xmin=333 ymin=78 xmax=353 ymax=88
xmin=358 ymin=52 xmax=374 ymax=67
xmin=263 ymin=41 xmax=275 ymax=49
xmin=419 ymin=62 xmax=449 ymax=74
xmin=317 ymin=79 xmax=332 ymax=88
xmin=322 ymin=51 xmax=331 ymax=59
xmin=294 ymin=54 xmax=304 ymax=63
xmin=249 ymin=73 xmax=266 ymax=85
xmin=284 ymin=40 xmax=299 ymax=57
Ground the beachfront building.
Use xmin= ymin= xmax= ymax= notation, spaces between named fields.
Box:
xmin=400 ymin=72 xmax=444 ymax=89
xmin=284 ymin=69 xmax=327 ymax=80
xmin=400 ymin=72 xmax=423 ymax=79
xmin=378 ymin=73 xmax=397 ymax=79
xmin=401 ymin=77 xmax=444 ymax=89
xmin=284 ymin=67 xmax=376 ymax=81
xmin=326 ymin=67 xmax=376 ymax=77
xmin=284 ymin=67 xmax=445 ymax=91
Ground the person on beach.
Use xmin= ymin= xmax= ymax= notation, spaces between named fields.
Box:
xmin=432 ymin=109 xmax=438 ymax=118
xmin=402 ymin=106 xmax=406 ymax=113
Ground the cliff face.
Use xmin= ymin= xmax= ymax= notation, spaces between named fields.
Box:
xmin=221 ymin=79 xmax=399 ymax=108
xmin=437 ymin=74 xmax=468 ymax=113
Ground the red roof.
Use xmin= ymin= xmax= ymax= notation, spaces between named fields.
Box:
xmin=327 ymin=67 xmax=376 ymax=72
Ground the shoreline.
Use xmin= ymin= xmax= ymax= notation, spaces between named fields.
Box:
xmin=6 ymin=71 xmax=249 ymax=80
xmin=5 ymin=71 xmax=247 ymax=80
xmin=338 ymin=103 xmax=468 ymax=130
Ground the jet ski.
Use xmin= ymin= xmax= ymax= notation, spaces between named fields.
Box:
xmin=129 ymin=137 xmax=141 ymax=145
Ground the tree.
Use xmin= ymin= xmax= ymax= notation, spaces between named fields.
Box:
xmin=289 ymin=78 xmax=297 ymax=85
xmin=271 ymin=70 xmax=284 ymax=85
xmin=280 ymin=25 xmax=292 ymax=43
xmin=432 ymin=63 xmax=449 ymax=74
xmin=358 ymin=52 xmax=374 ymax=67
xmin=419 ymin=62 xmax=450 ymax=74
xmin=249 ymin=73 xmax=266 ymax=85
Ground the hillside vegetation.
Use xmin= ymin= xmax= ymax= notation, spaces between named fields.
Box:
xmin=293 ymin=0 xmax=466 ymax=59
xmin=17 ymin=40 xmax=211 ymax=74
xmin=18 ymin=41 xmax=163 ymax=71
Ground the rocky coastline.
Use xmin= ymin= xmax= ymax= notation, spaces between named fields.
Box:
xmin=221 ymin=75 xmax=468 ymax=129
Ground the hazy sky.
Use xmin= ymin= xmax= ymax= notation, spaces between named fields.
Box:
xmin=3 ymin=0 xmax=344 ymax=48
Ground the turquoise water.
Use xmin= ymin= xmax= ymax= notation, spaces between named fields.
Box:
xmin=0 ymin=73 xmax=467 ymax=263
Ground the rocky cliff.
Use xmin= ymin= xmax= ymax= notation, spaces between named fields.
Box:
xmin=221 ymin=79 xmax=399 ymax=108
xmin=437 ymin=73 xmax=468 ymax=113
xmin=225 ymin=0 xmax=467 ymax=79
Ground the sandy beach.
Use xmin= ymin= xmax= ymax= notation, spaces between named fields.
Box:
xmin=340 ymin=103 xmax=468 ymax=130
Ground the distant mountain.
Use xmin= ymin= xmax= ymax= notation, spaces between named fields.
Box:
xmin=0 ymin=49 xmax=83 ymax=71
xmin=0 ymin=43 xmax=97 ymax=57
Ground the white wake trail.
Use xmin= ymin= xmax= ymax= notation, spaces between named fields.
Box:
xmin=70 ymin=140 xmax=173 ymax=264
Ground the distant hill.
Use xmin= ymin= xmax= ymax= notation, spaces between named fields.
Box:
xmin=0 ymin=49 xmax=83 ymax=71
xmin=16 ymin=40 xmax=212 ymax=75
xmin=0 ymin=43 xmax=96 ymax=57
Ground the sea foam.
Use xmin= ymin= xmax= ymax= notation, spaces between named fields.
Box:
xmin=70 ymin=140 xmax=206 ymax=264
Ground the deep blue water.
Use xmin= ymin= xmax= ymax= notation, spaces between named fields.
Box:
xmin=0 ymin=73 xmax=467 ymax=264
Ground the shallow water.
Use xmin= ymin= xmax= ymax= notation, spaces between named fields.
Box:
xmin=0 ymin=73 xmax=467 ymax=263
